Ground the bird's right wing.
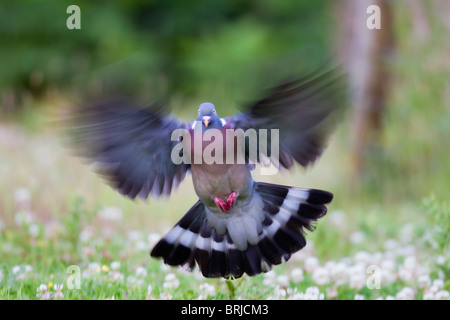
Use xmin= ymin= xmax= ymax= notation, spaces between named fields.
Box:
xmin=68 ymin=98 xmax=190 ymax=199
xmin=226 ymin=68 xmax=346 ymax=170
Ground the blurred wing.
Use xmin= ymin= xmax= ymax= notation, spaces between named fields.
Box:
xmin=69 ymin=98 xmax=190 ymax=199
xmin=228 ymin=68 xmax=346 ymax=169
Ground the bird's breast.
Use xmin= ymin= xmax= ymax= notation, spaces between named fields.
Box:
xmin=190 ymin=163 xmax=252 ymax=204
xmin=182 ymin=126 xmax=246 ymax=166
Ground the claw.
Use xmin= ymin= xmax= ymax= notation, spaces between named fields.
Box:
xmin=226 ymin=191 xmax=238 ymax=209
xmin=214 ymin=196 xmax=229 ymax=213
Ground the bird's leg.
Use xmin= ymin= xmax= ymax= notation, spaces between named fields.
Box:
xmin=226 ymin=191 xmax=238 ymax=209
xmin=213 ymin=196 xmax=229 ymax=213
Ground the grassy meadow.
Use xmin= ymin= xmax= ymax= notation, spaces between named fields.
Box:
xmin=0 ymin=2 xmax=449 ymax=300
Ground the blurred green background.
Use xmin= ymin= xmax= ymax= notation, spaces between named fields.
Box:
xmin=0 ymin=0 xmax=448 ymax=297
xmin=0 ymin=0 xmax=334 ymax=115
xmin=1 ymin=0 xmax=449 ymax=202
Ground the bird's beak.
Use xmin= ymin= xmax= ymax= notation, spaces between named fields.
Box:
xmin=202 ymin=116 xmax=211 ymax=127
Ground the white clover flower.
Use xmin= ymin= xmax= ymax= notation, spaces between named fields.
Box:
xmin=354 ymin=251 xmax=372 ymax=266
xmin=109 ymin=271 xmax=124 ymax=283
xmin=396 ymin=287 xmax=415 ymax=300
xmin=135 ymin=240 xmax=149 ymax=251
xmin=398 ymin=267 xmax=414 ymax=283
xmin=83 ymin=262 xmax=101 ymax=277
xmin=146 ymin=284 xmax=154 ymax=300
xmin=304 ymin=286 xmax=324 ymax=300
xmin=304 ymin=256 xmax=319 ymax=273
xmin=380 ymin=259 xmax=396 ymax=272
xmin=14 ymin=188 xmax=31 ymax=205
xmin=199 ymin=283 xmax=216 ymax=297
xmin=147 ymin=233 xmax=161 ymax=246
xmin=54 ymin=283 xmax=63 ymax=291
xmin=435 ymin=255 xmax=446 ymax=266
xmin=398 ymin=245 xmax=416 ymax=257
xmin=127 ymin=275 xmax=138 ymax=286
xmin=163 ymin=273 xmax=179 ymax=290
xmin=262 ymin=270 xmax=276 ymax=286
xmin=272 ymin=286 xmax=287 ymax=299
xmin=380 ymin=268 xmax=396 ymax=284
xmin=98 ymin=207 xmax=123 ymax=221
xmin=159 ymin=292 xmax=173 ymax=300
xmin=435 ymin=290 xmax=449 ymax=300
xmin=53 ymin=284 xmax=64 ymax=300
xmin=384 ymin=239 xmax=398 ymax=251
xmin=38 ymin=284 xmax=47 ymax=292
xmin=349 ymin=231 xmax=365 ymax=244
xmin=36 ymin=284 xmax=52 ymax=300
xmin=160 ymin=262 xmax=171 ymax=272
xmin=287 ymin=292 xmax=304 ymax=300
xmin=88 ymin=262 xmax=101 ymax=273
xmin=12 ymin=264 xmax=33 ymax=280
xmin=290 ymin=268 xmax=304 ymax=283
xmin=79 ymin=229 xmax=92 ymax=243
xmin=432 ymin=279 xmax=444 ymax=290
xmin=417 ymin=274 xmax=431 ymax=288
xmin=429 ymin=285 xmax=439 ymax=294
xmin=423 ymin=291 xmax=435 ymax=300
xmin=348 ymin=265 xmax=366 ymax=290
xmin=12 ymin=265 xmax=21 ymax=274
xmin=165 ymin=272 xmax=176 ymax=282
xmin=326 ymin=287 xmax=338 ymax=299
xmin=312 ymin=267 xmax=330 ymax=286
xmin=110 ymin=261 xmax=121 ymax=270
xmin=127 ymin=230 xmax=143 ymax=242
xmin=354 ymin=294 xmax=365 ymax=300
xmin=403 ymin=256 xmax=417 ymax=271
xmin=135 ymin=266 xmax=147 ymax=278
xmin=330 ymin=262 xmax=347 ymax=284
xmin=14 ymin=210 xmax=33 ymax=226
xmin=328 ymin=210 xmax=346 ymax=227
xmin=54 ymin=291 xmax=64 ymax=300
xmin=371 ymin=252 xmax=384 ymax=265
xmin=28 ymin=224 xmax=40 ymax=237
xmin=276 ymin=275 xmax=289 ymax=287
xmin=324 ymin=260 xmax=336 ymax=271
xmin=400 ymin=223 xmax=414 ymax=242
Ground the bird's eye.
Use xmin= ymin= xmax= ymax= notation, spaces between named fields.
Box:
xmin=213 ymin=110 xmax=216 ymax=114
xmin=198 ymin=110 xmax=200 ymax=114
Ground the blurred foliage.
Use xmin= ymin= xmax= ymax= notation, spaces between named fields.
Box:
xmin=1 ymin=1 xmax=449 ymax=212
xmin=0 ymin=0 xmax=334 ymax=115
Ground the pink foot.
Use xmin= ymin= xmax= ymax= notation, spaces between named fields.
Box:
xmin=226 ymin=192 xmax=238 ymax=209
xmin=214 ymin=196 xmax=229 ymax=213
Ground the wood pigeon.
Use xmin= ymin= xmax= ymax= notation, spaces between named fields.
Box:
xmin=70 ymin=69 xmax=344 ymax=278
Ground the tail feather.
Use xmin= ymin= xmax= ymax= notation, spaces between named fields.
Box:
xmin=150 ymin=182 xmax=332 ymax=278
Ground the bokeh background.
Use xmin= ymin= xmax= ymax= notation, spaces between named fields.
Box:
xmin=0 ymin=0 xmax=448 ymax=299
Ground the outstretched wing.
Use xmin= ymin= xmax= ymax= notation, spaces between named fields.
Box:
xmin=68 ymin=98 xmax=190 ymax=199
xmin=227 ymin=68 xmax=346 ymax=169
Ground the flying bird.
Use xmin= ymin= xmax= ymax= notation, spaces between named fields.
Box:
xmin=70 ymin=69 xmax=345 ymax=278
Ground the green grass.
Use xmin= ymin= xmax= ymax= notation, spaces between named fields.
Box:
xmin=0 ymin=3 xmax=449 ymax=300
xmin=0 ymin=126 xmax=448 ymax=300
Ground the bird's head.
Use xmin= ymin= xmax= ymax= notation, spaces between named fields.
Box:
xmin=197 ymin=102 xmax=222 ymax=129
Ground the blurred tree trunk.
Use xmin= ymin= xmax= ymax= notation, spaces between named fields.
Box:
xmin=339 ymin=0 xmax=394 ymax=182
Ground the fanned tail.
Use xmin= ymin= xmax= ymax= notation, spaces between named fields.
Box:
xmin=151 ymin=182 xmax=332 ymax=278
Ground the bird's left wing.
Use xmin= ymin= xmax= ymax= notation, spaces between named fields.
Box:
xmin=226 ymin=68 xmax=346 ymax=170
xmin=68 ymin=98 xmax=190 ymax=199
